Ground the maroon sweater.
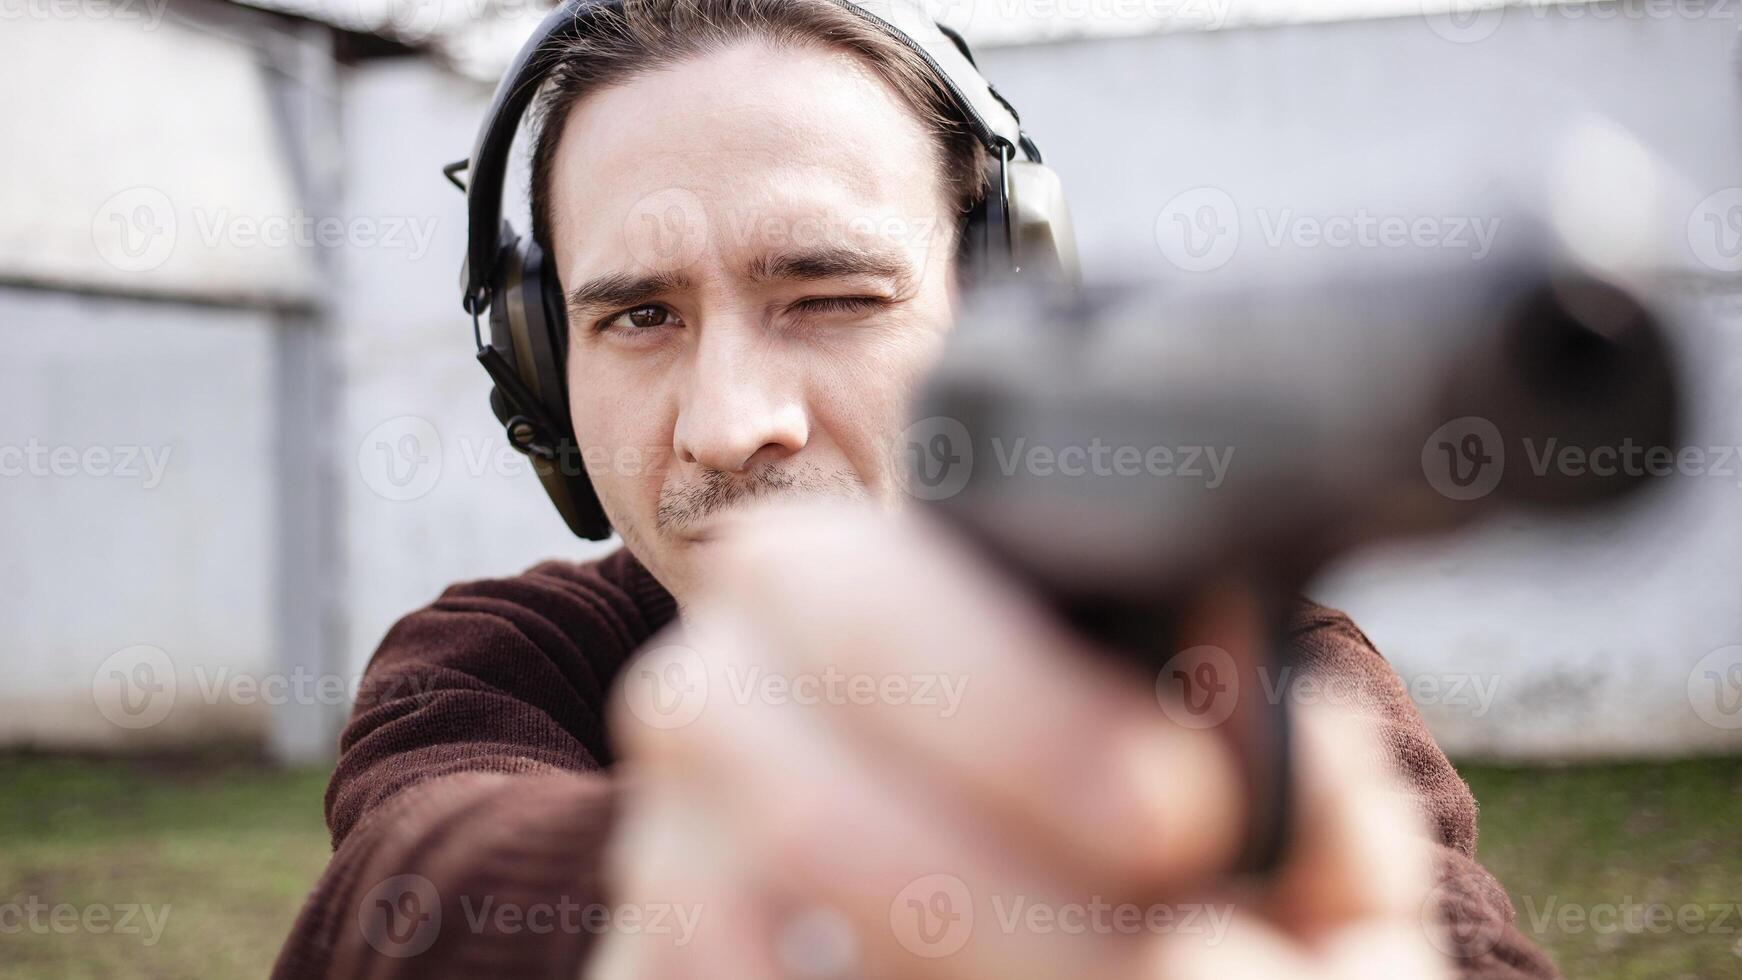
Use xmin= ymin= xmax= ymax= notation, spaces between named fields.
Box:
xmin=272 ymin=548 xmax=1557 ymax=979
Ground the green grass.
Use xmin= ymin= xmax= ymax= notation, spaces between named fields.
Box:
xmin=0 ymin=755 xmax=330 ymax=980
xmin=0 ymin=754 xmax=1735 ymax=978
xmin=1464 ymin=757 xmax=1742 ymax=980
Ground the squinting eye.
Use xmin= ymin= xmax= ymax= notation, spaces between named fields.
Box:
xmin=599 ymin=304 xmax=676 ymax=333
xmin=794 ymin=296 xmax=888 ymax=318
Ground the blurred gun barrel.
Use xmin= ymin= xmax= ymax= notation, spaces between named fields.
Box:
xmin=911 ymin=258 xmax=1683 ymax=612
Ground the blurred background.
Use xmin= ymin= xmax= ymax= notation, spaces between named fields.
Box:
xmin=1 ymin=0 xmax=1739 ymax=976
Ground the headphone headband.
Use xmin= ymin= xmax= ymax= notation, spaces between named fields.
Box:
xmin=457 ymin=0 xmax=1033 ymax=313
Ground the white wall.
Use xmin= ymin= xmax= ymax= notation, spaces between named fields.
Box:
xmin=0 ymin=14 xmax=321 ymax=304
xmin=0 ymin=7 xmax=337 ymax=755
xmin=0 ymin=288 xmax=280 ymax=750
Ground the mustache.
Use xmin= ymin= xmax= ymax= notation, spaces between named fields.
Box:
xmin=656 ymin=464 xmax=868 ymax=535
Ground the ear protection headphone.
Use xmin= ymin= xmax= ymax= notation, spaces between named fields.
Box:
xmin=446 ymin=0 xmax=1079 ymax=540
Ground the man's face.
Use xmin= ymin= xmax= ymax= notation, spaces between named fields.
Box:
xmin=547 ymin=40 xmax=961 ymax=603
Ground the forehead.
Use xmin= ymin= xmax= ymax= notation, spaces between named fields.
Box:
xmin=546 ymin=40 xmax=950 ymax=278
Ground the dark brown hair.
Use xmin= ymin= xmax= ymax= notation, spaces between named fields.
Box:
xmin=525 ymin=0 xmax=991 ymax=261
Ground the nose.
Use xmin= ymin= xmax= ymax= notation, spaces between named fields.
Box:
xmin=672 ymin=324 xmax=809 ymax=473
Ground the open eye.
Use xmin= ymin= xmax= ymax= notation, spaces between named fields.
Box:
xmin=597 ymin=303 xmax=680 ymax=334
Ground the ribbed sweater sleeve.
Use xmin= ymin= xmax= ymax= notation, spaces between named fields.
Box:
xmin=271 ymin=549 xmax=676 ymax=979
xmin=1289 ymin=601 xmax=1560 ymax=980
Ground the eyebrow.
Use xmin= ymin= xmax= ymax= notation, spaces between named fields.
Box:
xmin=565 ymin=270 xmax=694 ymax=322
xmin=747 ymin=244 xmax=915 ymax=293
xmin=564 ymin=243 xmax=916 ymax=322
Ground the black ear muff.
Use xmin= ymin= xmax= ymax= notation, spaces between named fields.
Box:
xmin=479 ymin=226 xmax=613 ymax=540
